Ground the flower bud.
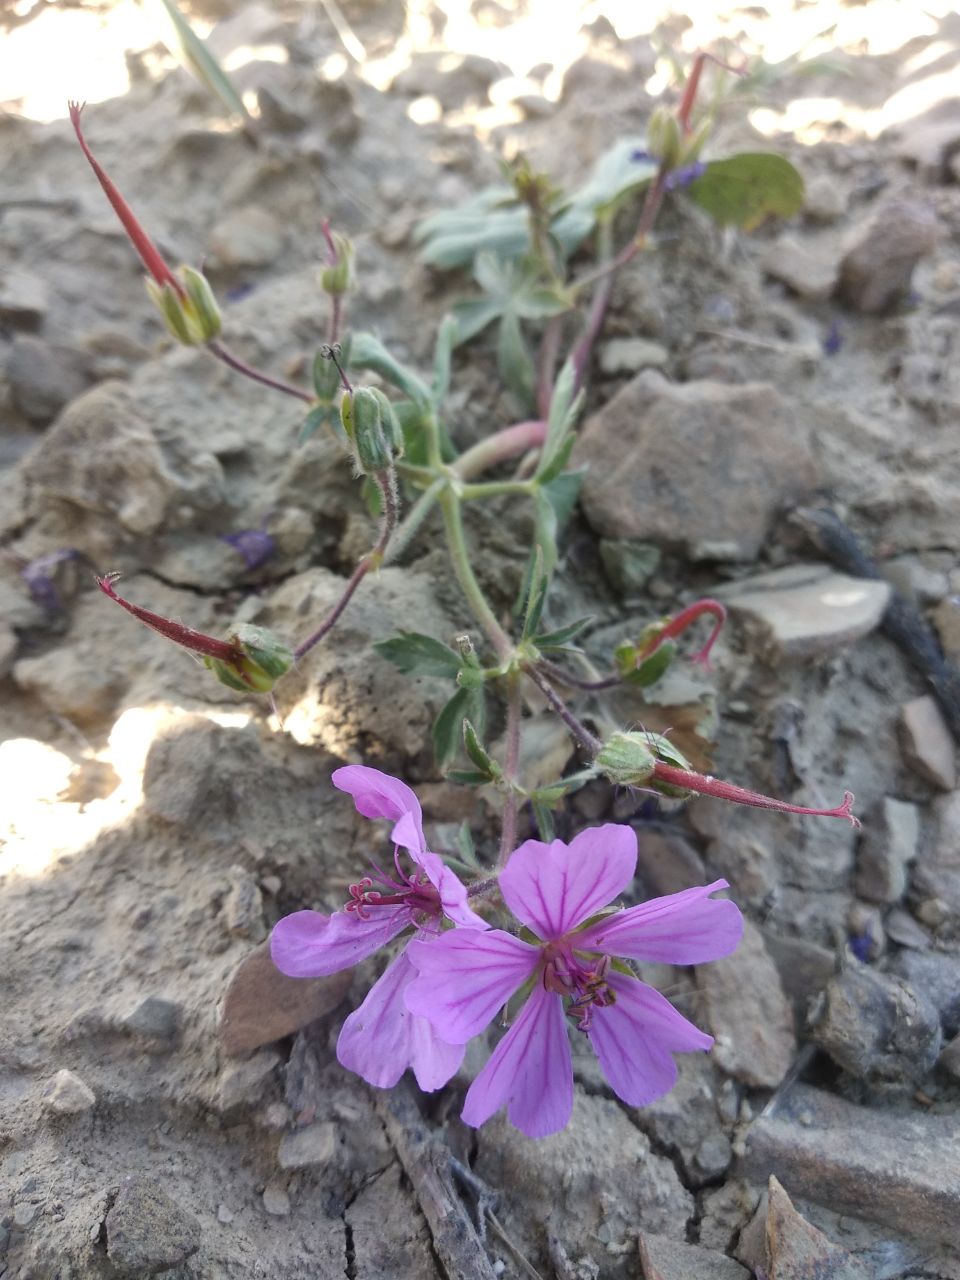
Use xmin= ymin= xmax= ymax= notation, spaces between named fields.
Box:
xmin=646 ymin=105 xmax=683 ymax=169
xmin=595 ymin=731 xmax=659 ymax=788
xmin=145 ymin=266 xmax=222 ymax=345
xmin=204 ymin=624 xmax=293 ymax=693
xmin=320 ymin=232 xmax=354 ymax=296
xmin=341 ymin=387 xmax=404 ymax=474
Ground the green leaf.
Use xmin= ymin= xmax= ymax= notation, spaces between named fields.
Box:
xmin=520 ymin=545 xmax=548 ymax=640
xmin=348 ymin=332 xmax=432 ymax=409
xmin=432 ymin=315 xmax=459 ymax=408
xmin=536 ymin=359 xmax=584 ymax=481
xmin=433 ymin=686 xmax=485 ymax=766
xmin=374 ymin=632 xmax=464 ymax=678
xmin=569 ymin=136 xmax=657 ymax=223
xmin=497 ymin=310 xmax=537 ymax=413
xmin=531 ymin=798 xmax=555 ymax=841
xmin=463 ymin=719 xmax=501 ymax=779
xmin=156 ymin=0 xmax=250 ymax=121
xmin=446 ymin=768 xmax=495 ymax=786
xmin=534 ymin=616 xmax=593 ymax=651
xmin=542 ymin=468 xmax=585 ymax=529
xmin=450 ymin=297 xmax=504 ymax=345
xmin=685 ymin=153 xmax=804 ymax=230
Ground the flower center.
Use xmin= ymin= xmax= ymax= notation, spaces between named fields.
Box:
xmin=542 ymin=943 xmax=615 ymax=1032
xmin=344 ymin=859 xmax=441 ymax=924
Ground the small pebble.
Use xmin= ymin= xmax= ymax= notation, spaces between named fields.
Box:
xmin=43 ymin=1068 xmax=96 ymax=1115
xmin=262 ymin=1181 xmax=291 ymax=1217
xmin=217 ymin=1203 xmax=235 ymax=1224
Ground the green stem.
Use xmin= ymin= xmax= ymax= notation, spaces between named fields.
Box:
xmin=438 ymin=487 xmax=511 ymax=660
xmin=383 ymin=477 xmax=445 ymax=565
xmin=460 ymin=479 xmax=537 ymax=501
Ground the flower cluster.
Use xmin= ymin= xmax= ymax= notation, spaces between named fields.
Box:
xmin=270 ymin=766 xmax=743 ymax=1139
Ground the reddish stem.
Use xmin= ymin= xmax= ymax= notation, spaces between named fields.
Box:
xmin=69 ymin=102 xmax=184 ymax=298
xmin=96 ymin=574 xmax=237 ymax=662
xmin=636 ymin=598 xmax=727 ymax=670
xmin=676 ymin=51 xmax=743 ymax=133
xmin=651 ymin=762 xmax=861 ymax=827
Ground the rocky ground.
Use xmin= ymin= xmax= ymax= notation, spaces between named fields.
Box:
xmin=2 ymin=0 xmax=960 ymax=1276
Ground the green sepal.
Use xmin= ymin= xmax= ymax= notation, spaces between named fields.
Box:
xmin=463 ymin=719 xmax=502 ymax=780
xmin=433 ymin=685 xmax=486 ymax=767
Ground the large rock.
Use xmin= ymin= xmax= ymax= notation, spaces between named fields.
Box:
xmin=104 ymin=1177 xmax=200 ymax=1276
xmin=576 ymin=373 xmax=819 ymax=560
xmin=855 ymin=796 xmax=919 ymax=904
xmin=836 ymin=197 xmax=938 ymax=314
xmin=21 ymin=382 xmax=196 ymax=536
xmin=811 ymin=963 xmax=941 ymax=1089
xmin=738 ymin=1084 xmax=960 ymax=1244
xmin=717 ymin=563 xmax=890 ymax=661
xmin=696 ymin=920 xmax=796 ymax=1088
xmin=914 ymin=790 xmax=960 ymax=917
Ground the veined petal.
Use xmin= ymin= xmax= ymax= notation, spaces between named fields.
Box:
xmin=405 ymin=930 xmax=539 ymax=1043
xmin=270 ymin=907 xmax=409 ymax=977
xmin=500 ymin=825 xmax=637 ymax=940
xmin=587 ymin=971 xmax=712 ymax=1108
xmin=419 ymin=851 xmax=488 ymax=929
xmin=337 ymin=950 xmax=464 ymax=1091
xmin=575 ymin=879 xmax=743 ymax=964
xmin=461 ymin=983 xmax=573 ymax=1139
xmin=332 ymin=765 xmax=426 ymax=854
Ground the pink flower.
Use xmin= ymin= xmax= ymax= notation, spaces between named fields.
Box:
xmin=270 ymin=765 xmax=486 ymax=1092
xmin=404 ymin=825 xmax=742 ymax=1138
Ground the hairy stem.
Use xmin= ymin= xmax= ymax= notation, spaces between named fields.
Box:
xmin=294 ymin=469 xmax=398 ymax=659
xmin=525 ymin=664 xmax=602 ymax=753
xmin=438 ymin=488 xmax=512 ymax=660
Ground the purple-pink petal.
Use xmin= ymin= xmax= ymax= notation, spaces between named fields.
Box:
xmin=404 ymin=929 xmax=539 ymax=1043
xmin=575 ymin=879 xmax=743 ymax=964
xmin=461 ymin=982 xmax=573 ymax=1139
xmin=270 ymin=907 xmax=409 ymax=977
xmin=337 ymin=950 xmax=464 ymax=1091
xmin=587 ymin=971 xmax=712 ymax=1108
xmin=332 ymin=764 xmax=426 ymax=854
xmin=500 ymin=825 xmax=637 ymax=941
xmin=419 ymin=851 xmax=488 ymax=929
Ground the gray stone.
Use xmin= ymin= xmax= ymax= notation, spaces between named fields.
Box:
xmin=717 ymin=563 xmax=890 ymax=661
xmin=640 ymin=1231 xmax=748 ymax=1278
xmin=121 ymin=996 xmax=182 ymax=1045
xmin=899 ymin=695 xmax=956 ymax=790
xmin=105 ymin=1177 xmax=200 ymax=1276
xmin=762 ymin=236 xmax=839 ymax=301
xmin=262 ymin=1181 xmax=290 ymax=1217
xmin=222 ymin=866 xmax=265 ymax=940
xmin=636 ymin=829 xmax=706 ymax=896
xmin=22 ymin=382 xmax=180 ymax=536
xmin=0 ymin=624 xmax=17 ymax=679
xmin=916 ymin=792 xmax=960 ymax=918
xmin=885 ymin=907 xmax=932 ymax=950
xmin=811 ymin=962 xmax=941 ymax=1088
xmin=855 ymin=796 xmax=920 ymax=903
xmin=215 ymin=1048 xmax=281 ymax=1111
xmin=42 ymin=1068 xmax=96 ymax=1115
xmin=598 ymin=336 xmax=669 ymax=375
xmin=277 ymin=1121 xmax=338 ymax=1169
xmin=738 ymin=1083 xmax=960 ymax=1244
xmin=939 ymin=1031 xmax=960 ymax=1079
xmin=13 ymin=645 xmax=127 ymax=727
xmin=391 ymin=51 xmax=503 ymax=108
xmin=889 ymin=948 xmax=960 ymax=1036
xmin=697 ymin=919 xmax=797 ymax=1088
xmin=803 ymin=174 xmax=846 ymax=223
xmin=737 ymin=1176 xmax=872 ymax=1280
xmin=762 ymin=932 xmax=836 ymax=1018
xmin=7 ymin=336 xmax=88 ymax=424
xmin=209 ymin=205 xmax=284 ymax=268
xmin=836 ymin=197 xmax=938 ymax=314
xmin=0 ymin=268 xmax=48 ymax=328
xmin=576 ymin=372 xmax=820 ymax=560
xmin=219 ymin=939 xmax=351 ymax=1057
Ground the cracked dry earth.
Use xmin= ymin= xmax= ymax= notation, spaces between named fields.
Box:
xmin=3 ymin=0 xmax=960 ymax=1276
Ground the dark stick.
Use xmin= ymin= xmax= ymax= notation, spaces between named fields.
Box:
xmin=792 ymin=505 xmax=960 ymax=740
